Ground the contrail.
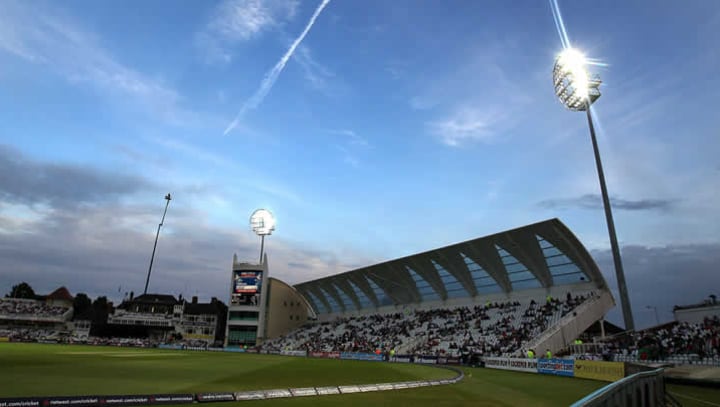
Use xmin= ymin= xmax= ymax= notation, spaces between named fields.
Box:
xmin=223 ymin=0 xmax=332 ymax=136
xmin=549 ymin=0 xmax=571 ymax=49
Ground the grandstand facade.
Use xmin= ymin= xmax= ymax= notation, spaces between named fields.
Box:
xmin=252 ymin=218 xmax=616 ymax=356
xmin=294 ymin=218 xmax=610 ymax=319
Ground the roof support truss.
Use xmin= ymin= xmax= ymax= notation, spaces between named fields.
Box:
xmin=404 ymin=255 xmax=447 ymax=301
xmin=431 ymin=249 xmax=478 ymax=297
xmin=459 ymin=240 xmax=513 ymax=293
xmin=499 ymin=230 xmax=553 ymax=288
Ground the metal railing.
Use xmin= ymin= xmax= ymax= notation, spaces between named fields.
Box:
xmin=570 ymin=368 xmax=666 ymax=407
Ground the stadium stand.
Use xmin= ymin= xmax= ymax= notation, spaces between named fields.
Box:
xmin=263 ymin=292 xmax=597 ymax=357
xmin=269 ymin=219 xmax=616 ymax=357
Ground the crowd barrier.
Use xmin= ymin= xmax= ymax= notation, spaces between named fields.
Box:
xmin=570 ymin=368 xmax=665 ymax=407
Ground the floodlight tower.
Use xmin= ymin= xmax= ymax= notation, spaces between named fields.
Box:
xmin=553 ymin=48 xmax=635 ymax=331
xmin=143 ymin=193 xmax=172 ymax=295
xmin=250 ymin=209 xmax=276 ymax=263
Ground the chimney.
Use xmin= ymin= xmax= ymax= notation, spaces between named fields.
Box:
xmin=130 ymin=291 xmax=134 ymax=301
xmin=192 ymin=296 xmax=198 ymax=304
xmin=211 ymin=297 xmax=217 ymax=304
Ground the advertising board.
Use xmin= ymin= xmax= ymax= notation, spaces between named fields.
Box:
xmin=280 ymin=350 xmax=307 ymax=357
xmin=437 ymin=356 xmax=461 ymax=365
xmin=309 ymin=351 xmax=341 ymax=359
xmin=537 ymin=358 xmax=575 ymax=377
xmin=414 ymin=355 xmax=438 ymax=364
xmin=340 ymin=352 xmax=383 ymax=361
xmin=574 ymin=360 xmax=625 ymax=382
xmin=195 ymin=393 xmax=235 ymax=403
xmin=483 ymin=357 xmax=538 ymax=373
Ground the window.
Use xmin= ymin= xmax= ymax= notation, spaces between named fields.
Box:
xmin=229 ymin=311 xmax=259 ymax=321
xmin=406 ymin=266 xmax=440 ymax=301
xmin=496 ymin=245 xmax=541 ymax=290
xmin=333 ymin=283 xmax=356 ymax=311
xmin=348 ymin=280 xmax=373 ymax=309
xmin=320 ymin=287 xmax=342 ymax=313
xmin=461 ymin=253 xmax=502 ymax=294
xmin=536 ymin=235 xmax=591 ymax=285
xmin=306 ymin=291 xmax=328 ymax=314
xmin=432 ymin=260 xmax=469 ymax=298
xmin=366 ymin=276 xmax=393 ymax=306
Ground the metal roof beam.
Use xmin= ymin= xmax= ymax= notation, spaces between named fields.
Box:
xmin=367 ymin=264 xmax=419 ymax=305
xmin=297 ymin=287 xmax=321 ymax=314
xmin=535 ymin=222 xmax=601 ymax=287
xmin=499 ymin=229 xmax=553 ymax=288
xmin=404 ymin=255 xmax=447 ymax=301
xmin=347 ymin=272 xmax=380 ymax=308
xmin=431 ymin=249 xmax=478 ymax=298
xmin=305 ymin=286 xmax=331 ymax=314
xmin=318 ymin=281 xmax=346 ymax=313
xmin=460 ymin=240 xmax=512 ymax=293
xmin=331 ymin=278 xmax=361 ymax=311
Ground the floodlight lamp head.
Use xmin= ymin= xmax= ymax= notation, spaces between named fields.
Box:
xmin=250 ymin=208 xmax=275 ymax=236
xmin=553 ymin=48 xmax=601 ymax=112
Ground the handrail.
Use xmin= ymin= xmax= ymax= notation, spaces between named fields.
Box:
xmin=570 ymin=368 xmax=664 ymax=407
xmin=525 ymin=296 xmax=601 ymax=351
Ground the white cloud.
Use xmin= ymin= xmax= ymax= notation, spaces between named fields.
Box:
xmin=0 ymin=1 xmax=200 ymax=127
xmin=329 ymin=129 xmax=368 ymax=147
xmin=197 ymin=0 xmax=299 ymax=63
xmin=328 ymin=129 xmax=370 ymax=167
xmin=428 ymin=107 xmax=501 ymax=147
xmin=224 ymin=0 xmax=332 ymax=135
xmin=293 ymin=45 xmax=334 ymax=91
xmin=149 ymin=137 xmax=304 ymax=205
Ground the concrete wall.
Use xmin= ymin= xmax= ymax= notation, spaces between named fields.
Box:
xmin=674 ymin=304 xmax=720 ymax=324
xmin=525 ymin=290 xmax=616 ymax=355
xmin=264 ymin=278 xmax=311 ymax=341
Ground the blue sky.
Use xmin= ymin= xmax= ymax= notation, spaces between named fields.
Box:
xmin=0 ymin=0 xmax=718 ymax=329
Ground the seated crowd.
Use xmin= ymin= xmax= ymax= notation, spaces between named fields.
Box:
xmin=264 ymin=292 xmax=595 ymax=357
xmin=598 ymin=317 xmax=720 ymax=363
xmin=0 ymin=299 xmax=69 ymax=319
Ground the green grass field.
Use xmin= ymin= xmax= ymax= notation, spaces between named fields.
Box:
xmin=2 ymin=343 xmax=719 ymax=406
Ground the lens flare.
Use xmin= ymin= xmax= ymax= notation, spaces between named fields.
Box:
xmin=557 ymin=48 xmax=589 ymax=99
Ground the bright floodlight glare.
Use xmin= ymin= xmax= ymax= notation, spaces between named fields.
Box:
xmin=250 ymin=209 xmax=276 ymax=236
xmin=553 ymin=48 xmax=601 ymax=111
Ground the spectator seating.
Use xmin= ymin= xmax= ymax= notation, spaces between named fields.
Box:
xmin=264 ymin=292 xmax=596 ymax=357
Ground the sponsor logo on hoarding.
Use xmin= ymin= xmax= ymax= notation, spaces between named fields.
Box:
xmin=233 ymin=392 xmax=265 ymax=401
xmin=280 ymin=350 xmax=307 ymax=357
xmin=196 ymin=393 xmax=235 ymax=402
xmin=574 ymin=360 xmax=625 ymax=382
xmin=537 ymin=358 xmax=574 ymax=377
xmin=484 ymin=357 xmax=538 ymax=373
xmin=289 ymin=388 xmax=317 ymax=397
xmin=315 ymin=387 xmax=340 ymax=395
xmin=263 ymin=390 xmax=292 ymax=399
xmin=340 ymin=352 xmax=383 ymax=361
xmin=309 ymin=351 xmax=341 ymax=359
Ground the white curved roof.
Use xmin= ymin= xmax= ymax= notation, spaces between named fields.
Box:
xmin=295 ymin=218 xmax=608 ymax=315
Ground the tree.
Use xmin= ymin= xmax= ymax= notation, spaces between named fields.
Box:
xmin=89 ymin=296 xmax=110 ymax=336
xmin=73 ymin=293 xmax=92 ymax=319
xmin=6 ymin=282 xmax=36 ymax=299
